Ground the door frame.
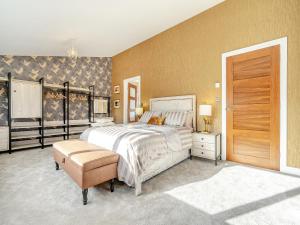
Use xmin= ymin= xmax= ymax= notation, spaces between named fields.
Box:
xmin=123 ymin=75 xmax=141 ymax=124
xmin=221 ymin=37 xmax=299 ymax=176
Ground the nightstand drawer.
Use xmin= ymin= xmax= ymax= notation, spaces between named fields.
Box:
xmin=192 ymin=148 xmax=215 ymax=160
xmin=193 ymin=142 xmax=215 ymax=151
xmin=192 ymin=134 xmax=215 ymax=143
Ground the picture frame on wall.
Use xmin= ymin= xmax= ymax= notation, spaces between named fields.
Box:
xmin=114 ymin=99 xmax=120 ymax=108
xmin=114 ymin=85 xmax=120 ymax=94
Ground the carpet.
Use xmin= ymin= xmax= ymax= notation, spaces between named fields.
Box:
xmin=1 ymin=148 xmax=300 ymax=225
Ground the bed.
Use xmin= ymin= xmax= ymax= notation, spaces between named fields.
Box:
xmin=80 ymin=95 xmax=196 ymax=195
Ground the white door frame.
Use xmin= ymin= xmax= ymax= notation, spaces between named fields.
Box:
xmin=123 ymin=75 xmax=141 ymax=124
xmin=222 ymin=37 xmax=299 ymax=176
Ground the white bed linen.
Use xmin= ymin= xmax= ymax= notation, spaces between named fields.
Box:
xmin=80 ymin=124 xmax=192 ymax=187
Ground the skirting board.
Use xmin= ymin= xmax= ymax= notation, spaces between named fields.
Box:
xmin=281 ymin=166 xmax=300 ymax=177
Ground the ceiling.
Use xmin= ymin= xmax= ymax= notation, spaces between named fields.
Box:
xmin=0 ymin=0 xmax=224 ymax=57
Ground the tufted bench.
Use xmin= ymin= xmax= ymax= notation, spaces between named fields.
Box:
xmin=53 ymin=140 xmax=119 ymax=205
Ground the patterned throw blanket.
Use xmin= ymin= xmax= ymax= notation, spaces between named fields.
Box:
xmin=80 ymin=124 xmax=191 ymax=186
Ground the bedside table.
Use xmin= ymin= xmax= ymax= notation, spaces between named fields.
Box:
xmin=191 ymin=132 xmax=221 ymax=165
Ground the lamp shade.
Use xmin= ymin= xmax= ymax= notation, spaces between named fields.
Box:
xmin=135 ymin=107 xmax=143 ymax=117
xmin=199 ymin=104 xmax=212 ymax=116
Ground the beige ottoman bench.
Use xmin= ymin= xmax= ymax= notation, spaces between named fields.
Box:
xmin=53 ymin=140 xmax=119 ymax=205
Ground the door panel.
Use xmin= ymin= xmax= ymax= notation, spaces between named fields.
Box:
xmin=130 ymin=99 xmax=136 ymax=109
xmin=127 ymin=83 xmax=137 ymax=123
xmin=233 ymin=76 xmax=271 ymax=105
xmin=227 ymin=45 xmax=280 ymax=170
xmin=233 ymin=130 xmax=270 ymax=159
xmin=233 ymin=55 xmax=272 ymax=80
xmin=233 ymin=104 xmax=270 ymax=131
xmin=130 ymin=87 xmax=136 ymax=98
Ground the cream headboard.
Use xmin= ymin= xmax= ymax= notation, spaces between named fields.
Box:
xmin=150 ymin=95 xmax=197 ymax=131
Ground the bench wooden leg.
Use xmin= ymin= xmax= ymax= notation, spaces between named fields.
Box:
xmin=55 ymin=162 xmax=59 ymax=170
xmin=82 ymin=189 xmax=88 ymax=205
xmin=110 ymin=179 xmax=115 ymax=192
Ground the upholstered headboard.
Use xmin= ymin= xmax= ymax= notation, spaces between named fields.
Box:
xmin=149 ymin=95 xmax=197 ymax=131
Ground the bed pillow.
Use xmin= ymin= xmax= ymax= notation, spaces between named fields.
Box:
xmin=147 ymin=116 xmax=166 ymax=125
xmin=94 ymin=117 xmax=114 ymax=123
xmin=152 ymin=111 xmax=162 ymax=117
xmin=139 ymin=111 xmax=153 ymax=123
xmin=91 ymin=121 xmax=115 ymax=127
xmin=139 ymin=111 xmax=162 ymax=123
xmin=184 ymin=111 xmax=194 ymax=128
xmin=164 ymin=111 xmax=187 ymax=127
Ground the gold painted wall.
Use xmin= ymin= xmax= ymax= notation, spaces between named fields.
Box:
xmin=112 ymin=0 xmax=300 ymax=168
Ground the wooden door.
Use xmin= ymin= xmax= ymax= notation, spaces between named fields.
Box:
xmin=128 ymin=83 xmax=137 ymax=122
xmin=226 ymin=45 xmax=280 ymax=170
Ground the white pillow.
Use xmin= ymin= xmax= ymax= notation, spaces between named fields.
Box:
xmin=91 ymin=121 xmax=115 ymax=127
xmin=184 ymin=111 xmax=194 ymax=128
xmin=152 ymin=111 xmax=162 ymax=117
xmin=94 ymin=117 xmax=114 ymax=124
xmin=164 ymin=111 xmax=187 ymax=126
xmin=139 ymin=111 xmax=162 ymax=123
xmin=139 ymin=111 xmax=153 ymax=123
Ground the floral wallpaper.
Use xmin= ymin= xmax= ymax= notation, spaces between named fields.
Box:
xmin=0 ymin=55 xmax=111 ymax=125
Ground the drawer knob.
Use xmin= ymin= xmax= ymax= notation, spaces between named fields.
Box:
xmin=201 ymin=145 xmax=204 ymax=148
xmin=201 ymin=152 xmax=204 ymax=154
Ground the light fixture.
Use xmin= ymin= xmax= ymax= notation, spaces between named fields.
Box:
xmin=67 ymin=39 xmax=78 ymax=59
xmin=199 ymin=104 xmax=212 ymax=133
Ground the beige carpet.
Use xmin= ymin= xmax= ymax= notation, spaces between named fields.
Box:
xmin=1 ymin=148 xmax=300 ymax=225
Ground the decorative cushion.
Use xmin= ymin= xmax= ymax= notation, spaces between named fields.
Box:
xmin=138 ymin=111 xmax=161 ymax=123
xmin=164 ymin=111 xmax=187 ymax=126
xmin=147 ymin=116 xmax=166 ymax=125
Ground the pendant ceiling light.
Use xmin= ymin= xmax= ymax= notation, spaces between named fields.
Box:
xmin=67 ymin=39 xmax=78 ymax=59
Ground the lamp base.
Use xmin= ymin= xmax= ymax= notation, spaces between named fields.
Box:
xmin=200 ymin=131 xmax=210 ymax=134
xmin=203 ymin=118 xmax=210 ymax=133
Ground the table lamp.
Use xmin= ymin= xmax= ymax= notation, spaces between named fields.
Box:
xmin=199 ymin=104 xmax=212 ymax=133
xmin=135 ymin=105 xmax=144 ymax=119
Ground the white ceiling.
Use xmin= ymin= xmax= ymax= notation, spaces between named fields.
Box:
xmin=0 ymin=0 xmax=224 ymax=57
